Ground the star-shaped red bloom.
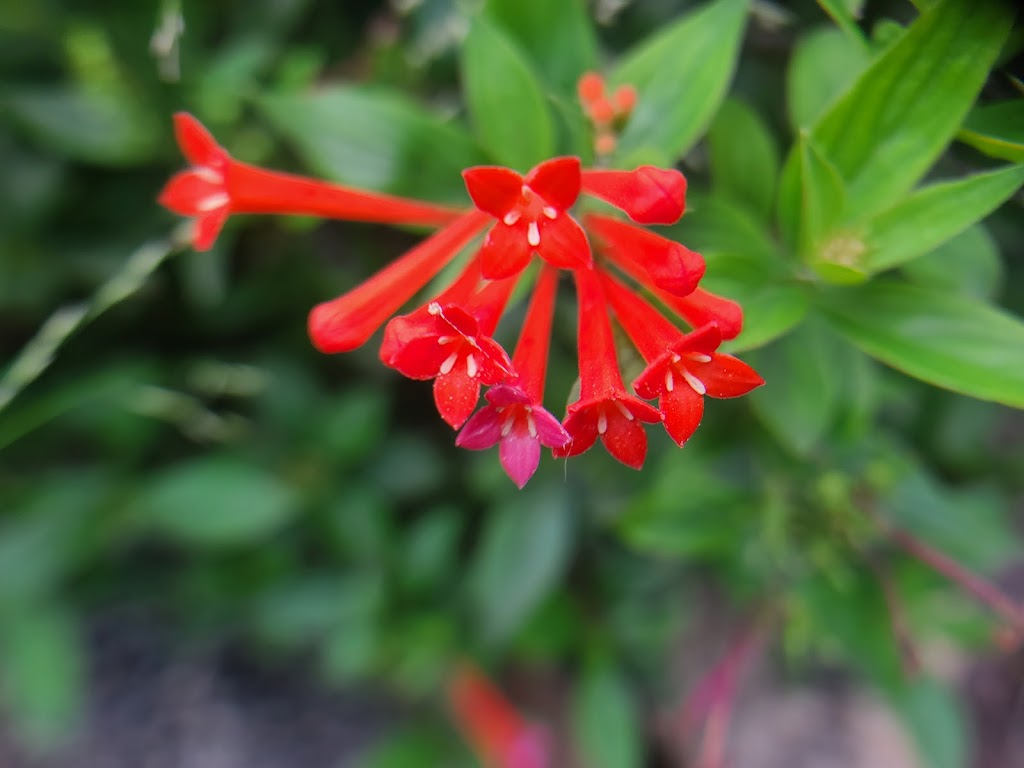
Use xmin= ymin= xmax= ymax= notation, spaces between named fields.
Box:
xmin=380 ymin=293 xmax=516 ymax=429
xmin=602 ymin=273 xmax=764 ymax=446
xmin=457 ymin=384 xmax=570 ymax=489
xmin=463 ymin=157 xmax=592 ymax=280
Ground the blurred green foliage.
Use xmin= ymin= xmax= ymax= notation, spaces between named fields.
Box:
xmin=1 ymin=0 xmax=1023 ymax=766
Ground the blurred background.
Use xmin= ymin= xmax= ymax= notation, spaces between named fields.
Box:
xmin=1 ymin=0 xmax=1022 ymax=766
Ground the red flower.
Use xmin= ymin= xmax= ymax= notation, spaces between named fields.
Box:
xmin=463 ymin=157 xmax=591 ymax=279
xmin=553 ymin=268 xmax=663 ymax=469
xmin=380 ymin=265 xmax=518 ymax=428
xmin=157 ymin=96 xmax=762 ymax=485
xmin=457 ymin=266 xmax=571 ymax=487
xmin=159 ymin=112 xmax=462 ymax=250
xmin=447 ymin=662 xmax=550 ymax=768
xmin=601 ymin=272 xmax=764 ymax=446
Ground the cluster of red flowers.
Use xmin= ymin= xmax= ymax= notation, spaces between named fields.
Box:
xmin=159 ymin=75 xmax=763 ymax=488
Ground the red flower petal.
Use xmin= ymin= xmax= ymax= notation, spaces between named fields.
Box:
xmin=463 ymin=166 xmax=524 ymax=218
xmin=500 ymin=430 xmax=543 ymax=489
xmin=192 ymin=208 xmax=229 ymax=252
xmin=535 ymin=216 xmax=592 ymax=271
xmin=602 ymin=408 xmax=651 ymax=469
xmin=582 ymin=166 xmax=686 ymax=224
xmin=661 ymin=384 xmax=704 ymax=447
xmin=158 ymin=170 xmax=226 ymax=216
xmin=434 ymin=369 xmax=481 ymax=428
xmin=524 ymin=156 xmax=581 ymax=212
xmin=699 ymin=355 xmax=765 ymax=398
xmin=480 ymin=223 xmax=535 ymax=280
xmin=588 ymin=214 xmax=704 ymax=296
xmin=456 ymin=404 xmax=504 ymax=450
xmin=173 ymin=112 xmax=225 ymax=168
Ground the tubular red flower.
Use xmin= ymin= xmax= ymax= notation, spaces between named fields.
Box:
xmin=308 ymin=209 xmax=489 ymax=354
xmin=447 ymin=663 xmax=550 ymax=768
xmin=581 ymin=166 xmax=686 ymax=225
xmin=380 ymin=271 xmax=519 ymax=428
xmin=554 ymin=268 xmax=662 ymax=469
xmin=457 ymin=267 xmax=570 ymax=487
xmin=160 ymin=113 xmax=465 ymax=251
xmin=601 ymin=272 xmax=764 ymax=446
xmin=603 ymin=243 xmax=744 ymax=340
xmin=463 ymin=157 xmax=591 ymax=279
xmin=586 ymin=212 xmax=705 ymax=297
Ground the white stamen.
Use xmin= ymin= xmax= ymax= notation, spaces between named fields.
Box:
xmin=527 ymin=413 xmax=537 ymax=439
xmin=682 ymin=369 xmax=706 ymax=395
xmin=597 ymin=410 xmax=608 ymax=435
xmin=503 ymin=210 xmax=521 ymax=226
xmin=542 ymin=205 xmax=558 ymax=219
xmin=197 ymin=192 xmax=229 ymax=212
xmin=502 ymin=412 xmax=516 ymax=437
xmin=671 ymin=353 xmax=682 ymax=363
xmin=689 ymin=353 xmax=713 ymax=363
xmin=437 ymin=335 xmax=455 ymax=345
xmin=614 ymin=399 xmax=634 ymax=420
xmin=527 ymin=221 xmax=541 ymax=247
xmin=428 ymin=302 xmax=442 ymax=315
xmin=664 ymin=370 xmax=675 ymax=393
xmin=195 ymin=167 xmax=223 ymax=184
xmin=439 ymin=351 xmax=459 ymax=375
xmin=466 ymin=354 xmax=478 ymax=378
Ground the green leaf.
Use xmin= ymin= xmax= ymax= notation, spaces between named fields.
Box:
xmin=484 ymin=0 xmax=598 ymax=95
xmin=717 ymin=281 xmax=810 ymax=353
xmin=777 ymin=133 xmax=846 ymax=263
xmin=707 ymin=98 xmax=780 ymax=222
xmin=4 ymin=86 xmax=160 ymax=166
xmin=806 ymin=0 xmax=1013 ymax=220
xmin=571 ymin=662 xmax=642 ymax=768
xmin=902 ymin=224 xmax=1002 ymax=300
xmin=611 ymin=0 xmax=748 ymax=164
xmin=958 ymin=100 xmax=1024 ymax=163
xmin=468 ymin=486 xmax=573 ymax=645
xmin=0 ymin=604 xmax=83 ymax=748
xmin=674 ymin=193 xmax=781 ymax=263
xmin=136 ymin=457 xmax=299 ymax=547
xmin=259 ymin=86 xmax=486 ymax=202
xmin=862 ymin=164 xmax=1024 ymax=272
xmin=618 ymin=454 xmax=751 ymax=560
xmin=891 ymin=678 xmax=968 ymax=768
xmin=819 ymin=280 xmax=1024 ymax=408
xmin=461 ymin=16 xmax=555 ymax=170
xmin=814 ymin=0 xmax=868 ymax=47
xmin=747 ymin=317 xmax=843 ymax=455
xmin=786 ymin=27 xmax=871 ymax=130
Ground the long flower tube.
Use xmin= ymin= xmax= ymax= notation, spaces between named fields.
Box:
xmin=159 ymin=113 xmax=464 ymax=250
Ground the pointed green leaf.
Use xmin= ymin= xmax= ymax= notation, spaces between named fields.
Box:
xmin=863 ymin=163 xmax=1024 ymax=272
xmin=718 ymin=281 xmax=810 ymax=353
xmin=814 ymin=0 xmax=868 ymax=47
xmin=786 ymin=27 xmax=871 ymax=130
xmin=461 ymin=16 xmax=555 ymax=170
xmin=571 ymin=662 xmax=642 ymax=768
xmin=708 ymin=98 xmax=780 ymax=222
xmin=259 ymin=86 xmax=485 ymax=203
xmin=958 ymin=99 xmax=1024 ymax=163
xmin=777 ymin=132 xmax=846 ymax=260
xmin=806 ymin=0 xmax=1012 ymax=221
xmin=468 ymin=486 xmax=572 ymax=645
xmin=611 ymin=0 xmax=748 ymax=164
xmin=136 ymin=457 xmax=299 ymax=547
xmin=819 ymin=281 xmax=1024 ymax=408
xmin=484 ymin=0 xmax=598 ymax=96
xmin=902 ymin=224 xmax=1002 ymax=300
